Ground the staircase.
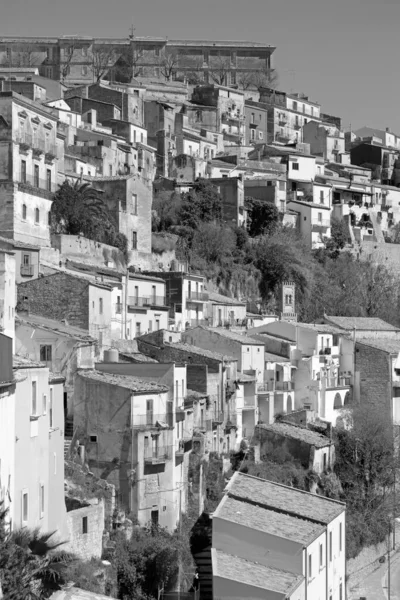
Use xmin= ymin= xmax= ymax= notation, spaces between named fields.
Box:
xmin=64 ymin=417 xmax=74 ymax=458
xmin=64 ymin=439 xmax=71 ymax=459
xmin=193 ymin=547 xmax=212 ymax=600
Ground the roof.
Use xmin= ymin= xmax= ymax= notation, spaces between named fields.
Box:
xmin=50 ymin=587 xmax=117 ymax=600
xmin=212 ymin=549 xmax=303 ymax=595
xmin=119 ymin=352 xmax=159 ymax=364
xmin=207 ymin=292 xmax=246 ymax=306
xmin=165 ymin=342 xmax=237 ymax=363
xmin=186 ymin=388 xmax=208 ymax=399
xmin=226 ymin=472 xmax=345 ymax=525
xmin=0 ymin=235 xmax=40 ymax=250
xmin=355 ymin=337 xmax=400 ymax=354
xmin=237 ymin=371 xmax=256 ymax=383
xmin=287 ymin=199 xmax=332 ymax=211
xmin=264 ymin=350 xmax=290 ymax=362
xmin=215 ymin=495 xmax=325 ymax=545
xmin=77 ymin=369 xmax=169 ymax=393
xmin=193 ymin=326 xmax=263 ymax=346
xmin=48 ymin=372 xmax=66 ymax=384
xmin=13 ymin=355 xmax=45 ymax=369
xmin=257 ymin=422 xmax=333 ymax=448
xmin=16 ymin=314 xmax=96 ymax=342
xmin=297 ymin=322 xmax=345 ymax=335
xmin=324 ymin=315 xmax=400 ymax=332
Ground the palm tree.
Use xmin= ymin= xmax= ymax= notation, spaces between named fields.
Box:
xmin=50 ymin=179 xmax=110 ymax=238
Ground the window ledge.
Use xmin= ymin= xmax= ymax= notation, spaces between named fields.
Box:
xmin=30 ymin=415 xmax=40 ymax=421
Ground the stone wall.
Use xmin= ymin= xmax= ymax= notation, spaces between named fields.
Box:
xmin=359 ymin=240 xmax=400 ymax=277
xmin=17 ymin=272 xmax=90 ymax=330
xmin=355 ymin=341 xmax=392 ymax=418
xmin=50 ymin=234 xmax=126 ymax=269
xmin=64 ymin=500 xmax=105 ymax=561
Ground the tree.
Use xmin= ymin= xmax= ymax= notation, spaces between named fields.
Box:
xmin=60 ymin=43 xmax=76 ymax=83
xmin=152 ymin=191 xmax=182 ymax=232
xmin=159 ymin=50 xmax=179 ymax=81
xmin=51 ymin=180 xmax=109 ymax=237
xmin=245 ymin=197 xmax=280 ymax=237
xmin=91 ymin=44 xmax=119 ymax=82
xmin=237 ymin=68 xmax=278 ymax=91
xmin=209 ymin=55 xmax=230 ymax=86
xmin=0 ymin=45 xmax=44 ymax=68
xmin=114 ymin=44 xmax=144 ymax=82
xmin=178 ymin=180 xmax=223 ymax=230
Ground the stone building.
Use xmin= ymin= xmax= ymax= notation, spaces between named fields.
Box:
xmin=0 ymin=91 xmax=60 ymax=246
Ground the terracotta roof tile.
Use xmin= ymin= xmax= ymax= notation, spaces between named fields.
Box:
xmin=78 ymin=369 xmax=169 ymax=393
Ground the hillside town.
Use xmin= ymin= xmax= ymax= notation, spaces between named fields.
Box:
xmin=1 ymin=34 xmax=400 ymax=600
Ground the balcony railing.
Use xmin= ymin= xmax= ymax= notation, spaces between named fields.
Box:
xmin=18 ymin=176 xmax=55 ymax=199
xmin=257 ymin=382 xmax=275 ymax=393
xmin=128 ymin=296 xmax=167 ymax=308
xmin=186 ymin=292 xmax=209 ymax=302
xmin=16 ymin=131 xmax=57 ymax=157
xmin=144 ymin=445 xmax=172 ymax=464
xmin=275 ymin=381 xmax=294 ymax=392
xmin=132 ymin=413 xmax=173 ymax=428
xmin=325 ymin=376 xmax=351 ymax=389
xmin=312 ymin=219 xmax=331 ymax=228
xmin=20 ymin=264 xmax=34 ymax=277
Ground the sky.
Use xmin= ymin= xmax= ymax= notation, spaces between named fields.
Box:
xmin=2 ymin=0 xmax=399 ymax=132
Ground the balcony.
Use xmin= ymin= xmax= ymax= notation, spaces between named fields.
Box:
xmin=278 ymin=117 xmax=288 ymax=126
xmin=275 ymin=381 xmax=294 ymax=392
xmin=18 ymin=176 xmax=55 ymax=200
xmin=132 ymin=413 xmax=173 ymax=429
xmin=175 ymin=407 xmax=185 ymax=422
xmin=257 ymin=382 xmax=275 ymax=393
xmin=20 ymin=264 xmax=34 ymax=277
xmin=175 ymin=438 xmax=193 ymax=456
xmin=212 ymin=411 xmax=224 ymax=426
xmin=144 ymin=445 xmax=172 ymax=465
xmin=243 ymin=396 xmax=257 ymax=408
xmin=186 ymin=291 xmax=209 ymax=302
xmin=294 ymin=124 xmax=301 ymax=131
xmin=312 ymin=219 xmax=331 ymax=229
xmin=325 ymin=376 xmax=351 ymax=389
xmin=128 ymin=296 xmax=167 ymax=308
xmin=16 ymin=131 xmax=57 ymax=158
xmin=115 ymin=303 xmax=123 ymax=314
xmin=224 ymin=414 xmax=238 ymax=431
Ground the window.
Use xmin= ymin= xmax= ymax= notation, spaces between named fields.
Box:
xmin=82 ymin=46 xmax=88 ymax=57
xmin=132 ymin=231 xmax=137 ymax=250
xmin=149 ymin=320 xmax=153 ymax=332
xmin=39 ymin=484 xmax=44 ymax=518
xmin=339 ymin=583 xmax=343 ymax=600
xmin=82 ymin=66 xmax=88 ymax=76
xmin=176 ymin=380 xmax=179 ymax=401
xmin=49 ymin=388 xmax=53 ymax=428
xmin=21 ymin=160 xmax=26 ymax=183
xmin=40 ymin=345 xmax=52 ymax=362
xmin=42 ymin=394 xmax=47 ymax=415
xmin=292 ymin=162 xmax=299 ymax=171
xmin=340 ymin=522 xmax=343 ymax=552
xmin=329 ymin=531 xmax=332 ymax=562
xmin=155 ymin=47 xmax=160 ymax=57
xmin=152 ymin=285 xmax=156 ymax=303
xmin=22 ymin=204 xmax=27 ymax=220
xmin=48 ymin=212 xmax=51 ymax=227
xmin=293 ymin=101 xmax=298 ymax=111
xmin=308 ymin=554 xmax=312 ymax=578
xmin=251 ymin=113 xmax=255 ymax=124
xmin=135 ymin=322 xmax=141 ymax=337
xmin=22 ymin=491 xmax=28 ymax=524
xmin=155 ymin=319 xmax=160 ymax=331
xmin=99 ymin=298 xmax=103 ymax=314
xmin=46 ymin=169 xmax=51 ymax=191
xmin=109 ymin=164 xmax=112 ymax=176
xmin=251 ymin=129 xmax=255 ymax=140
xmin=82 ymin=516 xmax=88 ymax=534
xmin=319 ymin=543 xmax=323 ymax=568
xmin=230 ymin=71 xmax=236 ymax=85
xmin=35 ymin=208 xmax=40 ymax=224
xmin=89 ymin=435 xmax=98 ymax=443
xmin=318 ymin=212 xmax=322 ymax=223
xmin=258 ymin=131 xmax=263 ymax=139
xmin=279 ymin=180 xmax=286 ymax=191
xmin=34 ymin=164 xmax=39 ymax=187
xmin=31 ymin=381 xmax=37 ymax=415
xmin=151 ymin=509 xmax=159 ymax=526
xmin=320 ymin=190 xmax=324 ymax=204
xmin=132 ymin=193 xmax=138 ymax=215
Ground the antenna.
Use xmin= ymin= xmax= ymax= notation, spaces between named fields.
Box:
xmin=129 ymin=24 xmax=136 ymax=39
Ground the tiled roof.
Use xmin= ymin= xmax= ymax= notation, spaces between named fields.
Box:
xmin=207 ymin=292 xmax=246 ymax=306
xmin=212 ymin=549 xmax=304 ymax=595
xmin=34 ymin=269 xmax=113 ymax=291
xmin=13 ymin=355 xmax=45 ymax=369
xmin=264 ymin=351 xmax=290 ymax=362
xmin=237 ymin=371 xmax=256 ymax=382
xmin=227 ymin=472 xmax=345 ymax=524
xmin=194 ymin=326 xmax=263 ymax=346
xmin=257 ymin=422 xmax=333 ymax=448
xmin=77 ymin=369 xmax=169 ymax=393
xmin=355 ymin=338 xmax=400 ymax=354
xmin=186 ymin=388 xmax=208 ymax=399
xmin=297 ymin=322 xmax=346 ymax=335
xmin=16 ymin=314 xmax=96 ymax=342
xmin=48 ymin=372 xmax=66 ymax=384
xmin=325 ymin=316 xmax=400 ymax=331
xmin=119 ymin=352 xmax=159 ymax=363
xmin=0 ymin=235 xmax=41 ymax=250
xmin=66 ymin=260 xmax=124 ymax=279
xmin=50 ymin=586 xmax=118 ymax=600
xmin=215 ymin=495 xmax=325 ymax=545
xmin=165 ymin=342 xmax=237 ymax=363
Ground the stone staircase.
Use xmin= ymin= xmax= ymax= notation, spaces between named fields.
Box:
xmin=193 ymin=547 xmax=212 ymax=600
xmin=64 ymin=417 xmax=74 ymax=458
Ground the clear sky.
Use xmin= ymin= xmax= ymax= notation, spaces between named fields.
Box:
xmin=2 ymin=0 xmax=399 ymax=132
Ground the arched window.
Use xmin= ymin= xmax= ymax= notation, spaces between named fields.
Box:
xmin=35 ymin=208 xmax=40 ymax=224
xmin=333 ymin=393 xmax=342 ymax=410
xmin=22 ymin=204 xmax=27 ymax=220
xmin=286 ymin=395 xmax=293 ymax=413
xmin=344 ymin=391 xmax=351 ymax=406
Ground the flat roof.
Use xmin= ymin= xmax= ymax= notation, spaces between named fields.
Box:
xmin=77 ymin=369 xmax=169 ymax=394
xmin=215 ymin=495 xmax=325 ymax=545
xmin=212 ymin=549 xmax=303 ymax=595
xmin=257 ymin=422 xmax=333 ymax=449
xmin=226 ymin=472 xmax=345 ymax=525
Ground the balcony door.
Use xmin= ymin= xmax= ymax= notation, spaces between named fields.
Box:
xmin=146 ymin=399 xmax=153 ymax=426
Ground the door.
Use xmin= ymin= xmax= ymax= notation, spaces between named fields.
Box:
xmin=151 ymin=509 xmax=159 ymax=526
xmin=146 ymin=399 xmax=153 ymax=426
xmin=218 ymin=308 xmax=222 ymax=326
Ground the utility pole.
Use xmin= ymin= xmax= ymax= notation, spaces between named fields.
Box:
xmin=388 ymin=525 xmax=391 ymax=599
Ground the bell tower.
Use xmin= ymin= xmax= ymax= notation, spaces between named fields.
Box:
xmin=277 ymin=281 xmax=297 ymax=322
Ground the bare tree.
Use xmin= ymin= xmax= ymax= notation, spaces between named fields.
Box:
xmin=60 ymin=43 xmax=76 ymax=83
xmin=114 ymin=44 xmax=145 ymax=82
xmin=159 ymin=49 xmax=179 ymax=81
xmin=0 ymin=45 xmax=44 ymax=68
xmin=209 ymin=55 xmax=230 ymax=86
xmin=237 ymin=71 xmax=254 ymax=91
xmin=91 ymin=44 xmax=118 ymax=82
xmin=251 ymin=67 xmax=278 ymax=90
